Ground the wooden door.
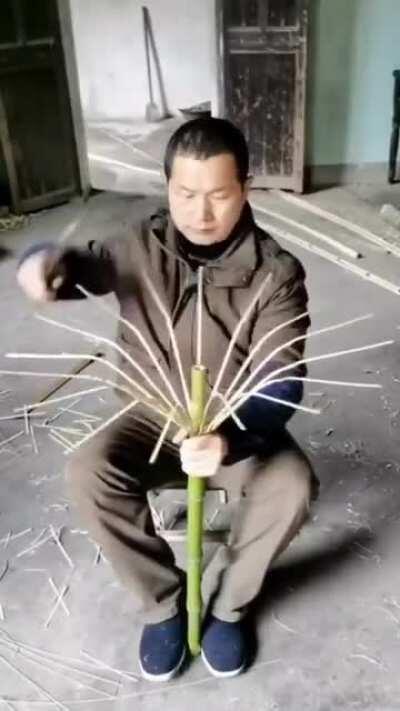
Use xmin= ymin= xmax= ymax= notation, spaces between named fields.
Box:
xmin=217 ymin=0 xmax=308 ymax=192
xmin=0 ymin=0 xmax=81 ymax=213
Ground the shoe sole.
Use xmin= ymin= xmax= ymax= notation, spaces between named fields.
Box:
xmin=139 ymin=647 xmax=186 ymax=683
xmin=201 ymin=649 xmax=245 ymax=679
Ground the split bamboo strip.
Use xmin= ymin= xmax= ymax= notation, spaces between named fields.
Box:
xmin=72 ymin=399 xmax=139 ymax=451
xmin=203 ymin=272 xmax=272 ymax=423
xmin=0 ymin=369 xmax=137 ymax=401
xmin=4 ymin=360 xmax=174 ymax=426
xmin=224 ymin=310 xmax=309 ymax=400
xmin=208 ymin=389 xmax=322 ymax=432
xmin=5 ymin=352 xmax=155 ymax=402
xmin=14 ymin=386 xmax=108 ymax=413
xmin=265 ymin=375 xmax=382 ymax=390
xmin=143 ymin=272 xmax=191 ymax=411
xmin=148 ymin=409 xmax=175 ymax=464
xmin=228 ymin=313 xmax=373 ymax=405
xmin=253 ymin=340 xmax=394 ymax=393
xmin=211 ymin=339 xmax=393 ymax=430
xmin=37 ymin=312 xmax=170 ymax=407
xmin=215 ymin=392 xmax=246 ymax=430
xmin=75 ymin=285 xmax=183 ymax=410
xmin=244 ymin=392 xmax=320 ymax=415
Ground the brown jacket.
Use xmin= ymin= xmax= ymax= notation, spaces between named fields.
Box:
xmin=38 ymin=204 xmax=309 ymax=447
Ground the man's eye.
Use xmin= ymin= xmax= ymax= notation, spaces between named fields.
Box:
xmin=214 ymin=193 xmax=229 ymax=200
xmin=183 ymin=193 xmax=194 ymax=199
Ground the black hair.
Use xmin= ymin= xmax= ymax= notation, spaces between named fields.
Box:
xmin=164 ymin=117 xmax=249 ymax=185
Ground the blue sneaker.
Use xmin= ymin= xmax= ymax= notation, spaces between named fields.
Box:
xmin=139 ymin=613 xmax=186 ymax=682
xmin=201 ymin=616 xmax=247 ymax=678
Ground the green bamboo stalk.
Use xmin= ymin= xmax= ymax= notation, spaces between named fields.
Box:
xmin=187 ymin=365 xmax=208 ymax=656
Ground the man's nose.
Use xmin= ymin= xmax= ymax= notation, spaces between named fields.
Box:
xmin=195 ymin=197 xmax=214 ymax=223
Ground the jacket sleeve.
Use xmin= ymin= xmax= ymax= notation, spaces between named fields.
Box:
xmin=18 ymin=240 xmax=116 ymax=299
xmin=218 ymin=252 xmax=310 ymax=464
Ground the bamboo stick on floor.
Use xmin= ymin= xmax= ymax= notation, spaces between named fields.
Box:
xmin=250 ymin=201 xmax=361 ymax=259
xmin=272 ymin=189 xmax=400 ymax=258
xmin=254 ymin=217 xmax=400 ymax=296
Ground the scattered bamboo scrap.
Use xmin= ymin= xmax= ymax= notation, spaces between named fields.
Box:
xmin=15 ymin=528 xmax=51 ymax=559
xmin=80 ymin=649 xmax=139 ymax=683
xmin=44 ymin=581 xmax=70 ymax=629
xmin=0 ymin=630 xmax=140 ymax=707
xmin=0 ymin=636 xmax=118 ymax=704
xmin=0 ymin=561 xmax=9 ymax=583
xmin=349 ymin=652 xmax=387 ymax=670
xmin=0 ymin=652 xmax=68 ymax=711
xmin=272 ymin=611 xmax=299 ymax=635
xmin=49 ymin=526 xmax=74 ymax=569
xmin=0 ymin=529 xmax=32 ymax=547
xmin=15 ymin=526 xmax=74 ymax=571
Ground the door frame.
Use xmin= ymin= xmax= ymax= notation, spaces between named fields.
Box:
xmin=215 ymin=0 xmax=308 ymax=193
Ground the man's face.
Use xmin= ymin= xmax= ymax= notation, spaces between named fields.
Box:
xmin=168 ymin=153 xmax=249 ymax=245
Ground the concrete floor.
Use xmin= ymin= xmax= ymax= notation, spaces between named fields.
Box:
xmin=0 ymin=168 xmax=400 ymax=709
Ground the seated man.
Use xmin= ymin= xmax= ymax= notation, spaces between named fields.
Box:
xmin=17 ymin=117 xmax=317 ymax=682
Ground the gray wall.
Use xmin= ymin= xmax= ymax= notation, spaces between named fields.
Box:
xmin=70 ymin=0 xmax=217 ymax=121
xmin=307 ymin=0 xmax=400 ymax=168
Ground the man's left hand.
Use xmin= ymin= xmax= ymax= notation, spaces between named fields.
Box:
xmin=180 ymin=433 xmax=228 ymax=478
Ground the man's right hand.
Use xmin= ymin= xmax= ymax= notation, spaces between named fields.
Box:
xmin=17 ymin=249 xmax=65 ymax=302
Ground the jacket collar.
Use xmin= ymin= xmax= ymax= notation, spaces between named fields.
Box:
xmin=149 ymin=203 xmax=260 ymax=288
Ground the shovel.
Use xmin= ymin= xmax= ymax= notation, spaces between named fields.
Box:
xmin=142 ymin=6 xmax=164 ymax=122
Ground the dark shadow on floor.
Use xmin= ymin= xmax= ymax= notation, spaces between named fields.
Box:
xmin=244 ymin=527 xmax=375 ymax=666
